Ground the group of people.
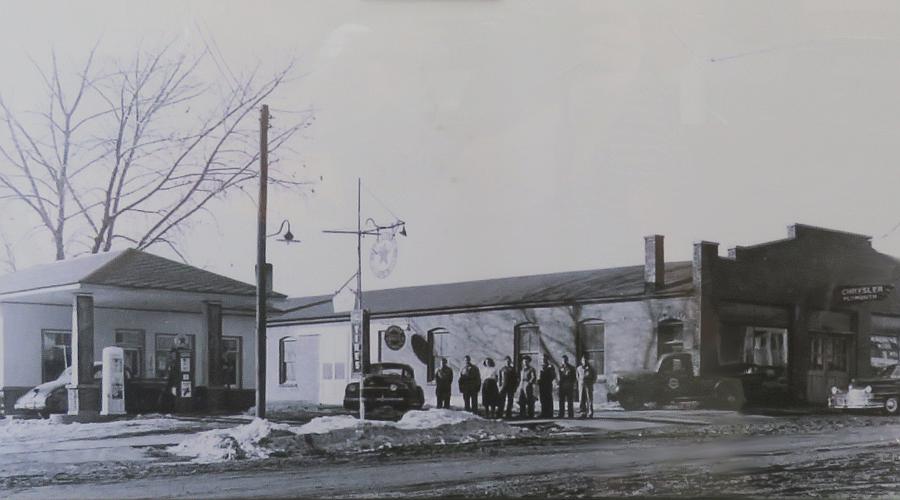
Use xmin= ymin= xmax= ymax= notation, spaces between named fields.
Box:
xmin=433 ymin=353 xmax=597 ymax=419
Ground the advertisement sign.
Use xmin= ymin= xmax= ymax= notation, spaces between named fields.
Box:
xmin=835 ymin=284 xmax=894 ymax=304
xmin=350 ymin=309 xmax=370 ymax=375
xmin=384 ymin=325 xmax=406 ymax=351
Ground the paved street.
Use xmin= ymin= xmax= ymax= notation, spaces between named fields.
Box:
xmin=6 ymin=411 xmax=900 ymax=498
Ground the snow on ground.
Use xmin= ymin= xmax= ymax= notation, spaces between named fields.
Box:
xmin=169 ymin=410 xmax=519 ymax=463
xmin=0 ymin=415 xmax=196 ymax=445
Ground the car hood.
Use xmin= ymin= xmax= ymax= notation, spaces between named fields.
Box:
xmin=850 ymin=378 xmax=900 ymax=387
xmin=15 ymin=379 xmax=66 ymax=407
xmin=612 ymin=370 xmax=656 ymax=381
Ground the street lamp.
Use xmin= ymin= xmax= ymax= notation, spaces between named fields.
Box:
xmin=269 ymin=219 xmax=300 ymax=244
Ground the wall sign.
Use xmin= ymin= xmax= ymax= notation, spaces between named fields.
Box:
xmin=384 ymin=325 xmax=406 ymax=351
xmin=835 ymin=285 xmax=894 ymax=304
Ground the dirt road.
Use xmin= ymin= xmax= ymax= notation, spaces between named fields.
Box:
xmin=10 ymin=417 xmax=900 ymax=498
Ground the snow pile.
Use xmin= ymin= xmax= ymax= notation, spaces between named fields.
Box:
xmin=168 ymin=418 xmax=294 ymax=463
xmin=394 ymin=409 xmax=481 ymax=430
xmin=167 ymin=410 xmax=523 ymax=463
xmin=292 ymin=414 xmax=386 ymax=434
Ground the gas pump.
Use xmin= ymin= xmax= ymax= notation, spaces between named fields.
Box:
xmin=101 ymin=346 xmax=126 ymax=415
xmin=174 ymin=336 xmax=194 ymax=413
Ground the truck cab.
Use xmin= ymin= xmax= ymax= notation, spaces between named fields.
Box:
xmin=608 ymin=352 xmax=744 ymax=411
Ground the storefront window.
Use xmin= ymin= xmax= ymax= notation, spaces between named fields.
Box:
xmin=657 ymin=320 xmax=683 ymax=358
xmin=41 ymin=330 xmax=71 ymax=382
xmin=870 ymin=335 xmax=900 ymax=369
xmin=155 ymin=334 xmax=195 ymax=379
xmin=115 ymin=329 xmax=145 ymax=378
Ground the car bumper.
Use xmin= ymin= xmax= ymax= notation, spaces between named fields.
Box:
xmin=343 ymin=395 xmax=409 ymax=410
xmin=828 ymin=391 xmax=882 ymax=410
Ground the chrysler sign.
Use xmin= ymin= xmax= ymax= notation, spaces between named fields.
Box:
xmin=836 ymin=284 xmax=894 ymax=304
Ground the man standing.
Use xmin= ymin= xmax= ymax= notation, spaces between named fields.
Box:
xmin=497 ymin=356 xmax=518 ymax=418
xmin=557 ymin=354 xmax=576 ymax=418
xmin=577 ymin=355 xmax=597 ymax=418
xmin=538 ymin=356 xmax=557 ymax=418
xmin=458 ymin=355 xmax=481 ymax=413
xmin=434 ymin=357 xmax=453 ymax=409
xmin=517 ymin=355 xmax=537 ymax=418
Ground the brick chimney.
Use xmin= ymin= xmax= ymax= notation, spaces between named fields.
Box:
xmin=644 ymin=235 xmax=665 ymax=291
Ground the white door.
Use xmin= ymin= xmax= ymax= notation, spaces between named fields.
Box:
xmin=295 ymin=335 xmax=320 ymax=402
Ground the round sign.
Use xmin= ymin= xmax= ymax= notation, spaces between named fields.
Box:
xmin=384 ymin=325 xmax=406 ymax=351
xmin=667 ymin=377 xmax=680 ymax=390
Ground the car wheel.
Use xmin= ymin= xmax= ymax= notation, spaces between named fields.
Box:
xmin=619 ymin=394 xmax=644 ymax=411
xmin=884 ymin=397 xmax=899 ymax=416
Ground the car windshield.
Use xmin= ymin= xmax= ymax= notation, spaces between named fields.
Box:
xmin=369 ymin=365 xmax=411 ymax=378
xmin=877 ymin=364 xmax=900 ymax=379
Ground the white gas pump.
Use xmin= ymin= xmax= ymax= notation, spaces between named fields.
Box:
xmin=101 ymin=346 xmax=126 ymax=415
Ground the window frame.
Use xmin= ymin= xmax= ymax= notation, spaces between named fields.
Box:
xmin=221 ymin=335 xmax=242 ymax=389
xmin=577 ymin=319 xmax=606 ymax=376
xmin=514 ymin=323 xmax=541 ymax=371
xmin=115 ymin=329 xmax=146 ymax=379
xmin=427 ymin=328 xmax=449 ymax=382
xmin=657 ymin=319 xmax=684 ymax=359
xmin=279 ymin=337 xmax=298 ymax=385
xmin=41 ymin=329 xmax=72 ymax=383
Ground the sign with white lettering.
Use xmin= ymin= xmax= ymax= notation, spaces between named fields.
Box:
xmin=836 ymin=284 xmax=894 ymax=304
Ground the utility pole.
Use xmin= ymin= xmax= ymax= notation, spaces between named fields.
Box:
xmin=256 ymin=104 xmax=269 ymax=419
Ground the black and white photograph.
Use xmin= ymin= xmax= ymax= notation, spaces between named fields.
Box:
xmin=2 ymin=1 xmax=900 ymax=498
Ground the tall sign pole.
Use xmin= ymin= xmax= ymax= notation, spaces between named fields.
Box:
xmin=255 ymin=104 xmax=269 ymax=419
xmin=323 ymin=179 xmax=405 ymax=420
xmin=355 ymin=178 xmax=365 ymax=420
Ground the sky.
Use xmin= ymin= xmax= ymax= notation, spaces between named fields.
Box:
xmin=2 ymin=0 xmax=900 ymax=298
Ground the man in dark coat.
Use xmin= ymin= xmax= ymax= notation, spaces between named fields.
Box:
xmin=557 ymin=354 xmax=576 ymax=418
xmin=497 ymin=356 xmax=518 ymax=418
xmin=458 ymin=355 xmax=481 ymax=412
xmin=434 ymin=357 xmax=453 ymax=409
xmin=538 ymin=356 xmax=557 ymax=418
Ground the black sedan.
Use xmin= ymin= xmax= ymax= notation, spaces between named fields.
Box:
xmin=829 ymin=364 xmax=900 ymax=415
xmin=343 ymin=363 xmax=425 ymax=414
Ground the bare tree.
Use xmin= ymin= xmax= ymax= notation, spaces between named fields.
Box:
xmin=0 ymin=43 xmax=312 ymax=261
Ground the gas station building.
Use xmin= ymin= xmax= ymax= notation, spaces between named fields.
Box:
xmin=0 ymin=249 xmax=281 ymax=415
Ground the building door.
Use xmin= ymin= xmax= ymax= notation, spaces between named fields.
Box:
xmin=294 ymin=335 xmax=320 ymax=402
xmin=807 ymin=332 xmax=853 ymax=404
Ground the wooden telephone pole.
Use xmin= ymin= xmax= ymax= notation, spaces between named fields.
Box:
xmin=256 ymin=104 xmax=269 ymax=419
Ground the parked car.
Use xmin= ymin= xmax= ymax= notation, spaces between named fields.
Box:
xmin=343 ymin=363 xmax=425 ymax=414
xmin=828 ymin=364 xmax=900 ymax=415
xmin=607 ymin=351 xmax=745 ymax=411
xmin=14 ymin=362 xmax=133 ymax=417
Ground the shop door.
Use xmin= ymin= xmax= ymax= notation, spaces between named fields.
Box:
xmin=806 ymin=333 xmax=853 ymax=404
xmin=295 ymin=335 xmax=320 ymax=402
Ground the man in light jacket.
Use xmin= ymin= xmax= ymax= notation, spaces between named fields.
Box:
xmin=577 ymin=355 xmax=597 ymax=418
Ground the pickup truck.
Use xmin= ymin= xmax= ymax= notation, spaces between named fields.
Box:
xmin=607 ymin=352 xmax=745 ymax=411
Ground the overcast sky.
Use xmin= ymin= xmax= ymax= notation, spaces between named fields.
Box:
xmin=2 ymin=0 xmax=900 ymax=298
